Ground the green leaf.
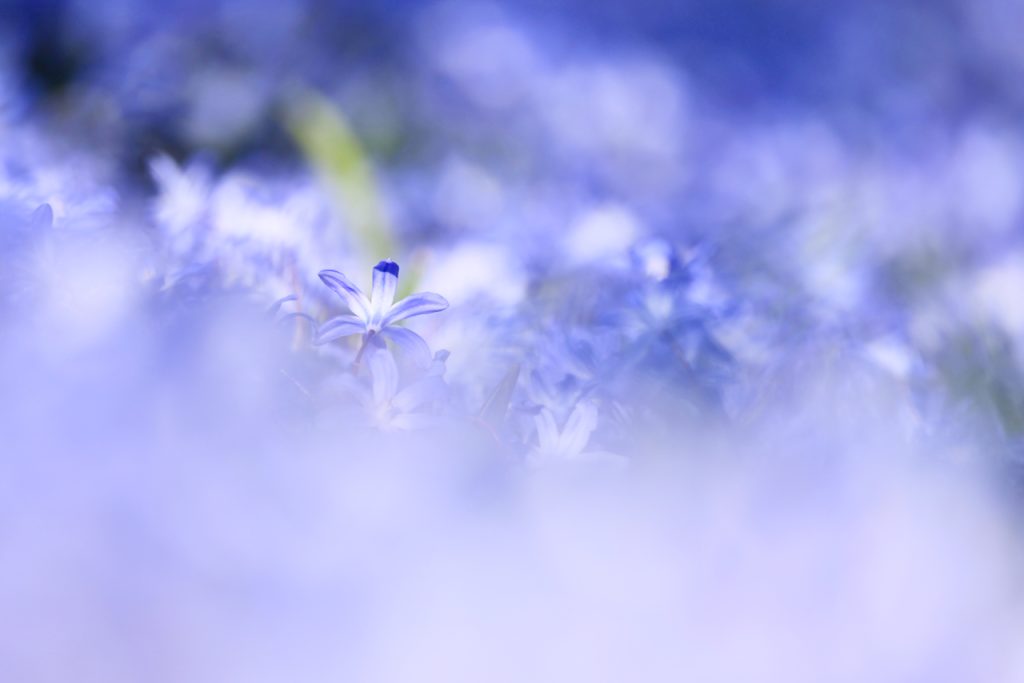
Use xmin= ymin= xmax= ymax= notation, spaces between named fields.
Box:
xmin=285 ymin=89 xmax=397 ymax=261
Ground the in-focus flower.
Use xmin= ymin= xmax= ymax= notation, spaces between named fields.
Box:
xmin=315 ymin=260 xmax=449 ymax=366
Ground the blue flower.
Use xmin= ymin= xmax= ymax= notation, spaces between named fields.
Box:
xmin=315 ymin=260 xmax=449 ymax=366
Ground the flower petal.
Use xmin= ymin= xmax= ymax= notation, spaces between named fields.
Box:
xmin=393 ymin=375 xmax=445 ymax=413
xmin=318 ymin=269 xmax=371 ymax=322
xmin=573 ymin=450 xmax=628 ymax=469
xmin=533 ymin=409 xmax=560 ymax=454
xmin=31 ymin=203 xmax=54 ymax=229
xmin=367 ymin=346 xmax=399 ymax=407
xmin=560 ymin=401 xmax=598 ymax=457
xmin=370 ymin=260 xmax=399 ymax=325
xmin=428 ymin=350 xmax=450 ymax=378
xmin=313 ymin=314 xmax=366 ymax=344
xmin=383 ymin=292 xmax=449 ymax=326
xmin=388 ymin=413 xmax=438 ymax=431
xmin=277 ymin=311 xmax=318 ymax=331
xmin=380 ymin=326 xmax=432 ymax=368
xmin=267 ymin=294 xmax=297 ymax=317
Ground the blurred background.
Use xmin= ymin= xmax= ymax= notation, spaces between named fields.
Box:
xmin=3 ymin=1 xmax=1024 ymax=681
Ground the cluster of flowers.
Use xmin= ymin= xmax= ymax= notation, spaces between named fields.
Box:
xmin=5 ymin=107 xmax=1024 ymax=473
xmin=285 ymin=256 xmax=653 ymax=467
xmin=9 ymin=4 xmax=1024 ymax=681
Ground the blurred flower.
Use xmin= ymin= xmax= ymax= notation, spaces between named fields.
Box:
xmin=150 ymin=158 xmax=346 ymax=299
xmin=631 ymin=237 xmax=678 ymax=282
xmin=420 ymin=241 xmax=526 ymax=308
xmin=331 ymin=343 xmax=449 ymax=431
xmin=150 ymin=154 xmax=212 ymax=254
xmin=529 ymin=400 xmax=624 ymax=467
xmin=563 ymin=203 xmax=642 ymax=269
xmin=970 ymin=253 xmax=1024 ymax=340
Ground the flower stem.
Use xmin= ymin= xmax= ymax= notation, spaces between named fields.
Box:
xmin=352 ymin=331 xmax=376 ymax=370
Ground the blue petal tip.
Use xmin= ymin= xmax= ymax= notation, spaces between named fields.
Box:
xmin=374 ymin=259 xmax=400 ymax=277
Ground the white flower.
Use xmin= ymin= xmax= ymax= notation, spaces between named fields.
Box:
xmin=336 ymin=345 xmax=448 ymax=431
xmin=530 ymin=401 xmax=625 ymax=467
